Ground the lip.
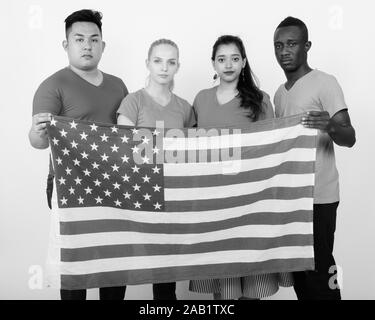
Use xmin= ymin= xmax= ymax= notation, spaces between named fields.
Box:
xmin=158 ymin=74 xmax=169 ymax=78
xmin=280 ymin=59 xmax=293 ymax=64
xmin=223 ymin=71 xmax=235 ymax=75
xmin=82 ymin=54 xmax=93 ymax=58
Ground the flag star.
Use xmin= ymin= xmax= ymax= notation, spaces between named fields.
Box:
xmin=73 ymin=158 xmax=81 ymax=166
xmin=80 ymin=132 xmax=88 ymax=140
xmin=121 ymin=154 xmax=129 ymax=163
xmin=84 ymin=186 xmax=93 ymax=194
xmin=111 ymin=144 xmax=119 ymax=152
xmin=111 ymin=126 xmax=118 ymax=133
xmin=152 ymin=129 xmax=160 ymax=136
xmin=142 ymin=136 xmax=150 ymax=144
xmin=100 ymin=133 xmax=109 ymax=142
xmin=71 ymin=140 xmax=78 ymax=149
xmin=52 ymin=137 xmax=59 ymax=145
xmin=121 ymin=135 xmax=129 ymax=143
xmin=95 ymin=196 xmax=103 ymax=204
xmin=132 ymin=184 xmax=141 ymax=192
xmin=142 ymin=156 xmax=150 ymax=164
xmin=59 ymin=129 xmax=67 ymax=137
xmin=69 ymin=120 xmax=78 ymax=129
xmin=134 ymin=201 xmax=142 ymax=209
xmin=60 ymin=197 xmax=68 ymax=205
xmin=132 ymin=165 xmax=140 ymax=173
xmin=101 ymin=153 xmax=109 ymax=162
xmin=77 ymin=196 xmax=84 ymax=204
xmin=75 ymin=177 xmax=82 ymax=185
xmin=104 ymin=189 xmax=112 ymax=197
xmin=56 ymin=157 xmax=63 ymax=165
xmin=142 ymin=175 xmax=151 ymax=183
xmin=50 ymin=118 xmax=57 ymax=126
xmin=132 ymin=128 xmax=139 ymax=135
xmin=153 ymin=184 xmax=161 ymax=192
xmin=111 ymin=164 xmax=120 ymax=172
xmin=90 ymin=143 xmax=98 ymax=151
xmin=102 ymin=172 xmax=110 ymax=180
xmin=131 ymin=145 xmax=139 ymax=154
xmin=143 ymin=193 xmax=152 ymax=201
xmin=113 ymin=182 xmax=120 ymax=190
xmin=153 ymin=202 xmax=162 ymax=210
xmin=68 ymin=187 xmax=75 ymax=195
xmin=90 ymin=123 xmax=98 ymax=131
xmin=81 ymin=151 xmax=89 ymax=159
xmin=93 ymin=179 xmax=102 ymax=187
xmin=114 ymin=199 xmax=122 ymax=207
xmin=83 ymin=169 xmax=91 ymax=176
xmin=152 ymin=146 xmax=160 ymax=154
xmin=92 ymin=162 xmax=100 ymax=169
xmin=65 ymin=167 xmax=72 ymax=175
xmin=62 ymin=148 xmax=70 ymax=156
xmin=123 ymin=192 xmax=131 ymax=199
xmin=122 ymin=174 xmax=130 ymax=182
xmin=58 ymin=177 xmax=66 ymax=185
xmin=152 ymin=166 xmax=161 ymax=174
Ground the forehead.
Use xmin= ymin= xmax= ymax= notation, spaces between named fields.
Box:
xmin=68 ymin=21 xmax=101 ymax=37
xmin=274 ymin=26 xmax=303 ymax=42
xmin=150 ymin=44 xmax=178 ymax=58
xmin=215 ymin=43 xmax=241 ymax=57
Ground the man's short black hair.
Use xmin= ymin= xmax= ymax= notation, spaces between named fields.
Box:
xmin=65 ymin=9 xmax=103 ymax=38
xmin=276 ymin=16 xmax=309 ymax=42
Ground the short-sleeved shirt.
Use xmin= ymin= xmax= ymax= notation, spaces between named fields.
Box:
xmin=117 ymin=88 xmax=196 ymax=128
xmin=33 ymin=67 xmax=128 ymax=124
xmin=193 ymin=86 xmax=274 ymax=128
xmin=274 ymin=69 xmax=348 ymax=204
xmin=33 ymin=67 xmax=128 ymax=176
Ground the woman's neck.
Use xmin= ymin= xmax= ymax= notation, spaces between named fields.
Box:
xmin=217 ymin=79 xmax=239 ymax=95
xmin=145 ymin=81 xmax=172 ymax=98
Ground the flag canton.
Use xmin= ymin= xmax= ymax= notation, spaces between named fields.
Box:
xmin=48 ymin=118 xmax=164 ymax=211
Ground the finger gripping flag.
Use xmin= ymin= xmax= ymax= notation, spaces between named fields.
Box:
xmin=45 ymin=115 xmax=317 ymax=290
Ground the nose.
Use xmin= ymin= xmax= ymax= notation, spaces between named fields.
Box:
xmin=83 ymin=39 xmax=92 ymax=50
xmin=161 ymin=62 xmax=168 ymax=72
xmin=225 ymin=60 xmax=233 ymax=69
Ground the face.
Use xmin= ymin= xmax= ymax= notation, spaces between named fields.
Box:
xmin=146 ymin=44 xmax=179 ymax=86
xmin=63 ymin=21 xmax=105 ymax=71
xmin=212 ymin=43 xmax=246 ymax=84
xmin=273 ymin=26 xmax=310 ymax=72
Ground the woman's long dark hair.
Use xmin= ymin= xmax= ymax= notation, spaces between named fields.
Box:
xmin=212 ymin=35 xmax=264 ymax=121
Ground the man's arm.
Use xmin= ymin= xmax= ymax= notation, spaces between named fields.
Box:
xmin=29 ymin=113 xmax=52 ymax=149
xmin=301 ymin=109 xmax=356 ymax=148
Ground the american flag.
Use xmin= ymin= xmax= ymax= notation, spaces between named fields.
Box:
xmin=45 ymin=115 xmax=317 ymax=290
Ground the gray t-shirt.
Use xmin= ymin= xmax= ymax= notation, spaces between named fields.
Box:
xmin=117 ymin=88 xmax=196 ymax=128
xmin=193 ymin=86 xmax=274 ymax=128
xmin=274 ymin=69 xmax=347 ymax=204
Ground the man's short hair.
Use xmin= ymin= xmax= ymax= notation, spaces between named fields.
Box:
xmin=276 ymin=16 xmax=309 ymax=42
xmin=65 ymin=9 xmax=103 ymax=38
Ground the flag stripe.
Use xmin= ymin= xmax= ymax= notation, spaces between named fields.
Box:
xmin=163 ymin=148 xmax=315 ymax=176
xmin=164 ymin=135 xmax=316 ymax=163
xmin=60 ymin=258 xmax=314 ymax=289
xmin=61 ymin=234 xmax=313 ymax=262
xmin=165 ymin=186 xmax=313 ymax=212
xmin=59 ymin=198 xmax=313 ymax=224
xmin=165 ymin=173 xmax=314 ymax=201
xmin=164 ymin=161 xmax=314 ymax=188
xmin=59 ymin=246 xmax=314 ymax=275
xmin=60 ymin=210 xmax=312 ymax=235
xmin=60 ymin=222 xmax=312 ymax=249
xmin=163 ymin=125 xmax=316 ymax=151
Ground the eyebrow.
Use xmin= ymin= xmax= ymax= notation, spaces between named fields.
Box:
xmin=73 ymin=33 xmax=100 ymax=37
xmin=216 ymin=54 xmax=241 ymax=57
xmin=152 ymin=57 xmax=177 ymax=61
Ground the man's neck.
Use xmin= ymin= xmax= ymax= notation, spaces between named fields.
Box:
xmin=284 ymin=64 xmax=312 ymax=88
xmin=69 ymin=65 xmax=103 ymax=86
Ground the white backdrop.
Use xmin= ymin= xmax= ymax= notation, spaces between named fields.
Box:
xmin=0 ymin=0 xmax=374 ymax=300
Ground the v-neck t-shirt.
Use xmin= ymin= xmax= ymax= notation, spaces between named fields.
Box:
xmin=33 ymin=67 xmax=128 ymax=124
xmin=193 ymin=86 xmax=274 ymax=128
xmin=117 ymin=88 xmax=196 ymax=128
xmin=274 ymin=69 xmax=348 ymax=204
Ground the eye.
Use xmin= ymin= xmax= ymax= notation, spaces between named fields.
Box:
xmin=92 ymin=38 xmax=99 ymax=43
xmin=233 ymin=57 xmax=240 ymax=62
xmin=288 ymin=42 xmax=297 ymax=47
xmin=217 ymin=58 xmax=224 ymax=63
xmin=274 ymin=44 xmax=281 ymax=50
xmin=168 ymin=61 xmax=176 ymax=65
xmin=153 ymin=59 xmax=161 ymax=63
xmin=76 ymin=38 xmax=84 ymax=42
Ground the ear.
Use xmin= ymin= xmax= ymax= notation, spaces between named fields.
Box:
xmin=211 ymin=59 xmax=216 ymax=71
xmin=176 ymin=62 xmax=180 ymax=73
xmin=242 ymin=57 xmax=247 ymax=69
xmin=145 ymin=59 xmax=149 ymax=70
xmin=305 ymin=41 xmax=312 ymax=53
xmin=62 ymin=40 xmax=68 ymax=51
xmin=102 ymin=40 xmax=106 ymax=52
